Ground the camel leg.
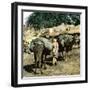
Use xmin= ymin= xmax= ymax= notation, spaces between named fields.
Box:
xmin=43 ymin=54 xmax=47 ymax=69
xmin=65 ymin=52 xmax=68 ymax=62
xmin=34 ymin=61 xmax=37 ymax=74
xmin=38 ymin=53 xmax=43 ymax=74
xmin=38 ymin=59 xmax=43 ymax=74
xmin=34 ymin=54 xmax=37 ymax=74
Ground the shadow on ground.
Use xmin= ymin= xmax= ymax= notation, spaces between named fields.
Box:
xmin=23 ymin=64 xmax=35 ymax=73
xmin=23 ymin=56 xmax=64 ymax=73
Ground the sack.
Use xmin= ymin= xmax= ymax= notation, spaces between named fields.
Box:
xmin=39 ymin=37 xmax=53 ymax=50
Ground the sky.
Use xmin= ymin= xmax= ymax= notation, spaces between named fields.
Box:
xmin=23 ymin=12 xmax=33 ymax=25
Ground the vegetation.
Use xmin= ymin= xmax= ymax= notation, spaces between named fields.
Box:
xmin=26 ymin=11 xmax=80 ymax=30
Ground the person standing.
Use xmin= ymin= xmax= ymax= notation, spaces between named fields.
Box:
xmin=52 ymin=38 xmax=59 ymax=65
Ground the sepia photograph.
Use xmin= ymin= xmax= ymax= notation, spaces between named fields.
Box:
xmin=22 ymin=11 xmax=80 ymax=77
xmin=11 ymin=2 xmax=87 ymax=87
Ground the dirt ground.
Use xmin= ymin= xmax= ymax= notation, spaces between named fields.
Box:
xmin=22 ymin=47 xmax=80 ymax=77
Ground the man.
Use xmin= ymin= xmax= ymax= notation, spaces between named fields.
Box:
xmin=52 ymin=38 xmax=59 ymax=65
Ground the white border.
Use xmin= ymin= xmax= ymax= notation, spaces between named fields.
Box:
xmin=17 ymin=5 xmax=86 ymax=84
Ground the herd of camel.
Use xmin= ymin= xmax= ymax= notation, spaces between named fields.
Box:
xmin=28 ymin=34 xmax=80 ymax=74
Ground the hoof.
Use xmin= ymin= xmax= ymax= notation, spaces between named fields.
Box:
xmin=34 ymin=72 xmax=37 ymax=74
xmin=44 ymin=66 xmax=47 ymax=70
xmin=34 ymin=71 xmax=38 ymax=74
xmin=41 ymin=71 xmax=43 ymax=74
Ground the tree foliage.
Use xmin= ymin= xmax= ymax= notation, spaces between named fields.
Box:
xmin=26 ymin=11 xmax=80 ymax=30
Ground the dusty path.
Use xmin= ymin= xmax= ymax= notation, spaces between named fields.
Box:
xmin=23 ymin=48 xmax=80 ymax=77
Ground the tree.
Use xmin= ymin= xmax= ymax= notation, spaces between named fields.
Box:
xmin=26 ymin=11 xmax=80 ymax=30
